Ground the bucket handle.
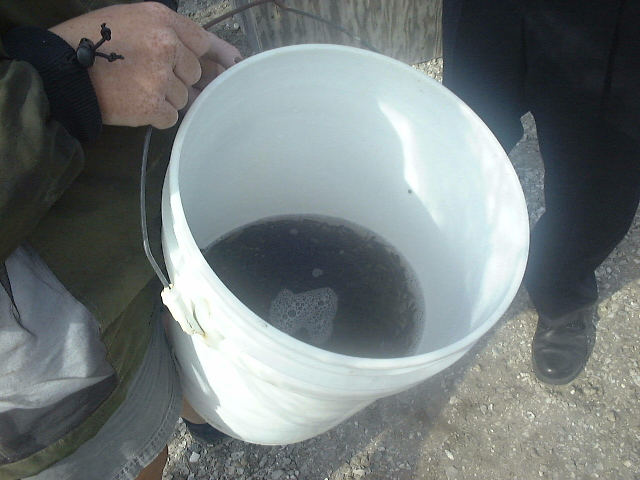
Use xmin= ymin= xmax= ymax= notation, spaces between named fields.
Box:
xmin=160 ymin=283 xmax=207 ymax=337
xmin=140 ymin=126 xmax=206 ymax=336
xmin=203 ymin=0 xmax=381 ymax=54
xmin=140 ymin=126 xmax=170 ymax=290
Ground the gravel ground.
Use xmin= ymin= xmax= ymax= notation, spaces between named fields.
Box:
xmin=164 ymin=3 xmax=640 ymax=479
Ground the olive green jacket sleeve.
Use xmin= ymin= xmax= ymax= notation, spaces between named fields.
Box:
xmin=0 ymin=38 xmax=84 ymax=264
xmin=0 ymin=0 xmax=182 ymax=265
xmin=0 ymin=0 xmax=149 ymax=265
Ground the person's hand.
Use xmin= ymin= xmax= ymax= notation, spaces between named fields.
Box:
xmin=185 ymin=33 xmax=242 ymax=111
xmin=49 ymin=2 xmax=241 ymax=129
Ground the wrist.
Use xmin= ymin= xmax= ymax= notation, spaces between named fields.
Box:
xmin=1 ymin=26 xmax=102 ymax=142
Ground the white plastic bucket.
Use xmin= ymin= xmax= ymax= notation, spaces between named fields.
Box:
xmin=162 ymin=44 xmax=529 ymax=445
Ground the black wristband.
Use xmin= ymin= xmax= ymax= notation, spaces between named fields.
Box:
xmin=2 ymin=26 xmax=102 ymax=143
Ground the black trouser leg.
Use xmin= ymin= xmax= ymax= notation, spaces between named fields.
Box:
xmin=444 ymin=0 xmax=640 ymax=327
xmin=525 ymin=112 xmax=640 ymax=324
xmin=442 ymin=0 xmax=527 ymax=151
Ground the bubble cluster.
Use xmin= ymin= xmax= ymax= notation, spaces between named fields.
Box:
xmin=268 ymin=288 xmax=338 ymax=345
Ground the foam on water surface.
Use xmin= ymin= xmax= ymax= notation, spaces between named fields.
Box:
xmin=268 ymin=288 xmax=338 ymax=345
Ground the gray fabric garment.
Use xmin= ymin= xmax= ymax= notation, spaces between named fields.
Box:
xmin=24 ymin=316 xmax=182 ymax=480
xmin=0 ymin=243 xmax=116 ymax=463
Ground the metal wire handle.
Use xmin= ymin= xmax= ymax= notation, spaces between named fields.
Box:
xmin=140 ymin=125 xmax=170 ymax=288
xmin=203 ymin=0 xmax=380 ymax=53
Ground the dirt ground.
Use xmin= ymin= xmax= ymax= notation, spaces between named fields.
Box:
xmin=163 ymin=2 xmax=640 ymax=479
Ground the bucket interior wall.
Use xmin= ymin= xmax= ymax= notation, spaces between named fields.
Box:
xmin=174 ymin=47 xmax=528 ymax=355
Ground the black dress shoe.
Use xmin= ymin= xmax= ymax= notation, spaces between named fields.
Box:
xmin=531 ymin=312 xmax=590 ymax=385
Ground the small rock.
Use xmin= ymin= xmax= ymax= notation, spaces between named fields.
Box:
xmin=445 ymin=466 xmax=459 ymax=479
xmin=231 ymin=451 xmax=245 ymax=462
xmin=188 ymin=452 xmax=200 ymax=463
xmin=272 ymin=469 xmax=285 ymax=480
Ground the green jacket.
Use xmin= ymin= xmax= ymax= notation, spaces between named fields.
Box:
xmin=0 ymin=2 xmax=177 ymax=478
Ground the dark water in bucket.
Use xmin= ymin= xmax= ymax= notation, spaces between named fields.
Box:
xmin=202 ymin=215 xmax=424 ymax=358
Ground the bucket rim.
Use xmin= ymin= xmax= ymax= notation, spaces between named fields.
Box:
xmin=164 ymin=43 xmax=529 ymax=373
